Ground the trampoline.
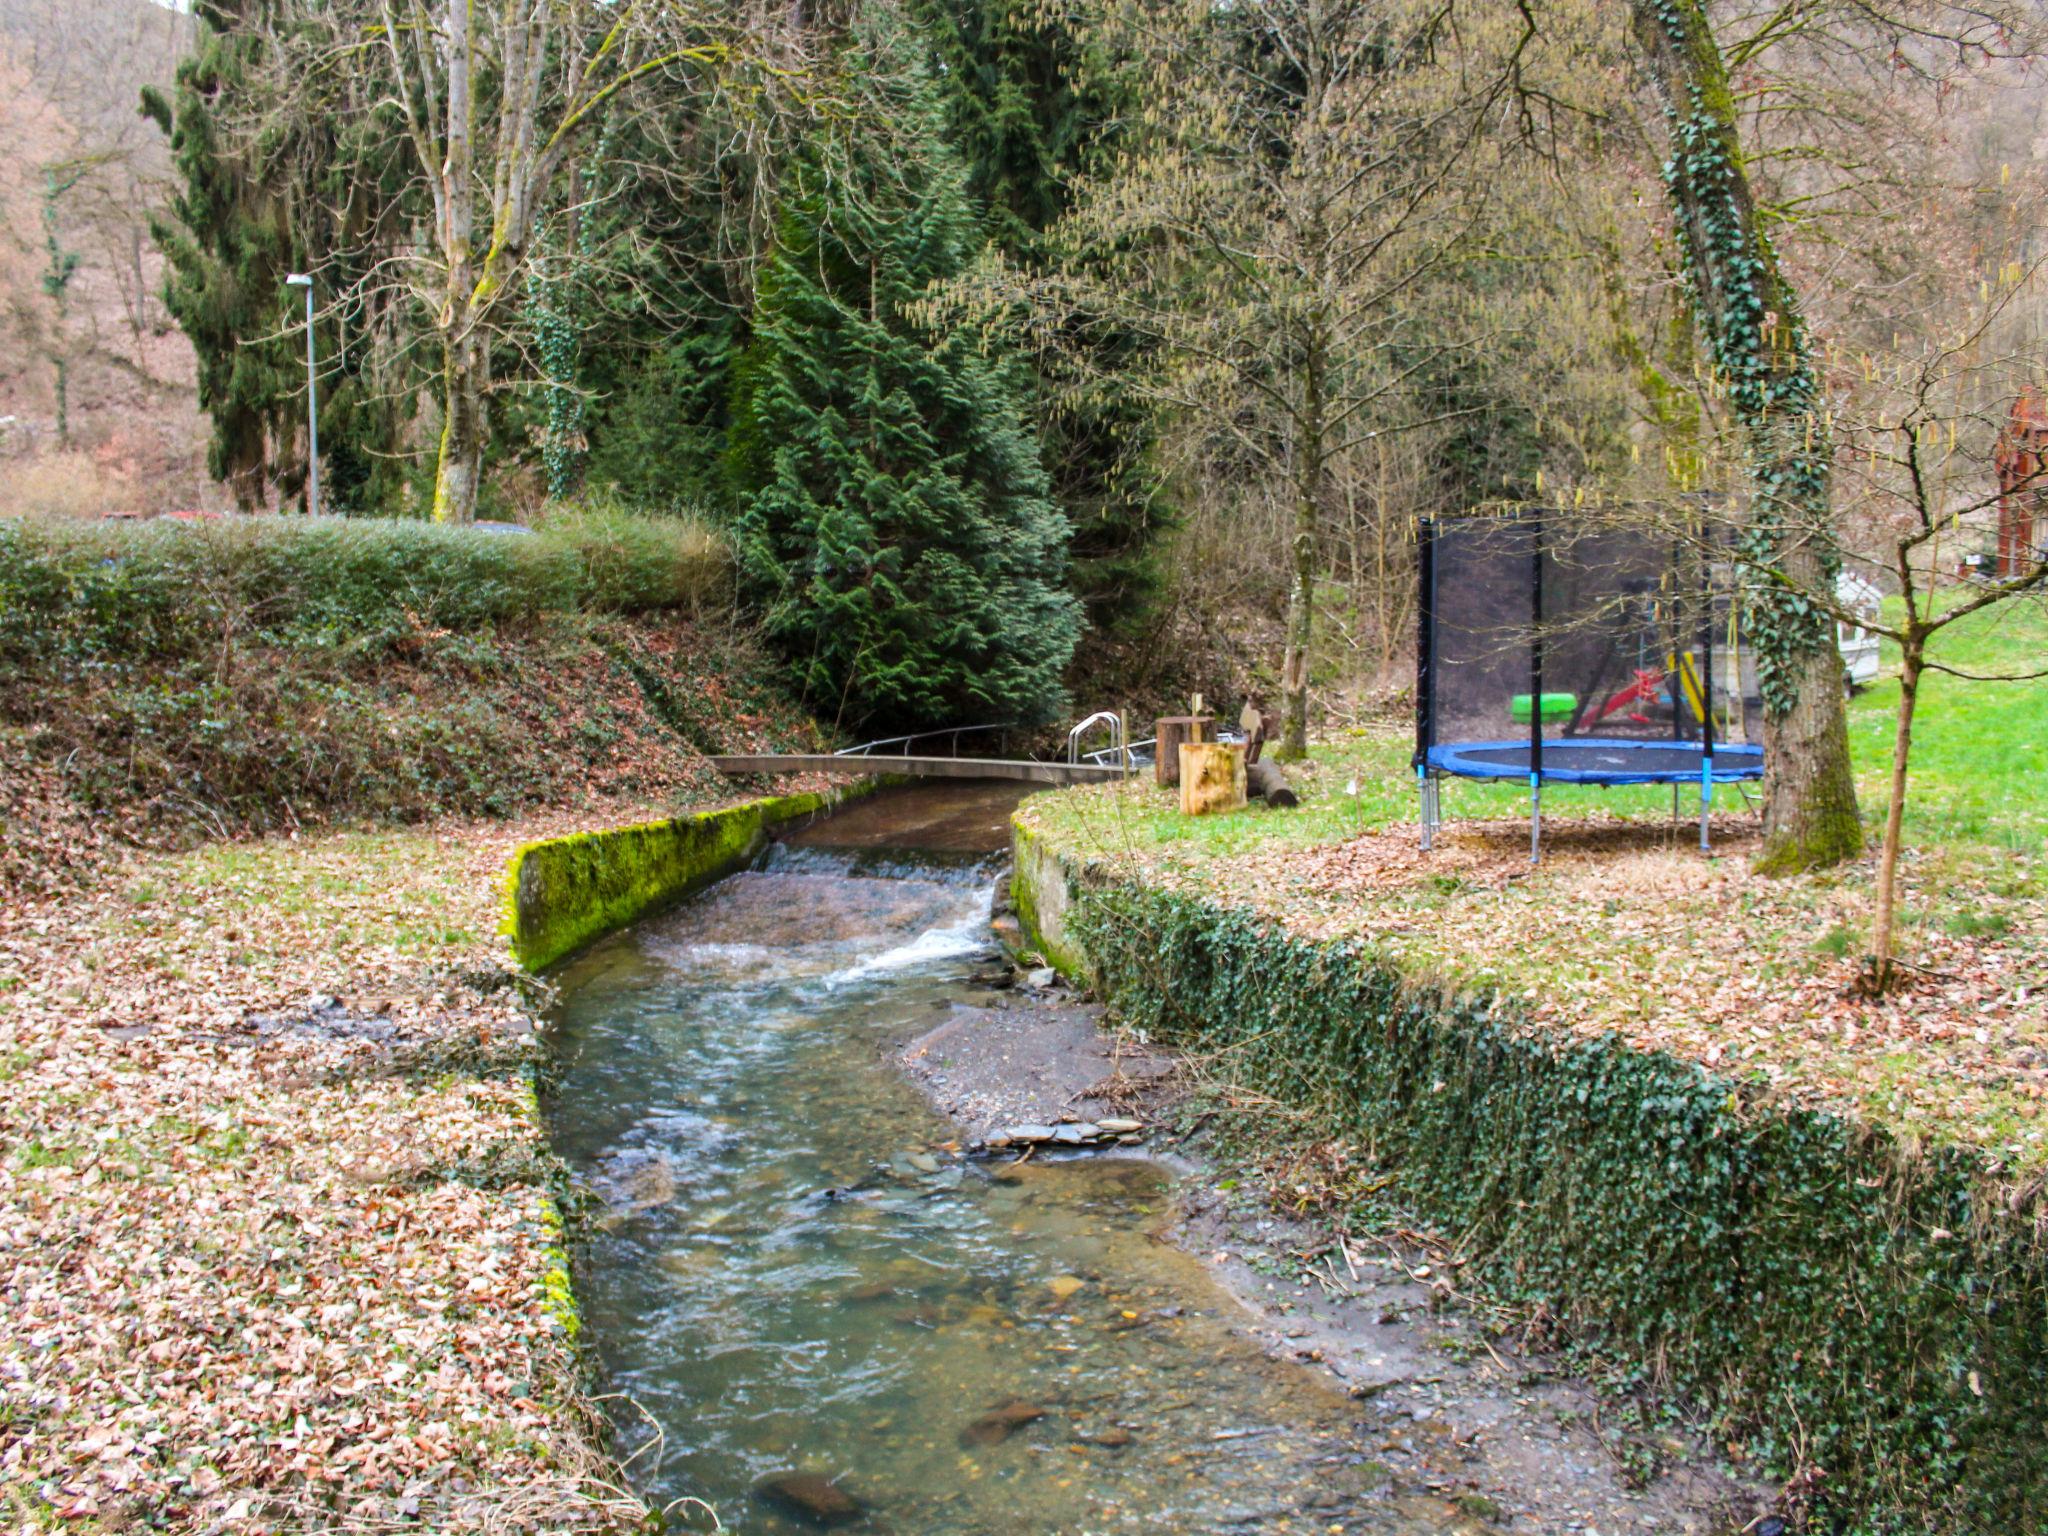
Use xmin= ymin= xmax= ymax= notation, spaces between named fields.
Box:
xmin=1415 ymin=508 xmax=1763 ymax=860
xmin=1425 ymin=738 xmax=1763 ymax=785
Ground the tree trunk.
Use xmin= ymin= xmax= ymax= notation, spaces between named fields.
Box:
xmin=1870 ymin=637 xmax=1921 ymax=991
xmin=430 ymin=0 xmax=479 ymax=524
xmin=1629 ymin=0 xmax=1862 ymax=872
xmin=1278 ymin=344 xmax=1325 ymax=763
xmin=433 ymin=329 xmax=486 ymax=523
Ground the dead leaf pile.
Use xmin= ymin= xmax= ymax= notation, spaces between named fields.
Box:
xmin=0 ymin=784 xmax=828 ymax=1532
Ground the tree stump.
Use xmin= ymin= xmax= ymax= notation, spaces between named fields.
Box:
xmin=1155 ymin=715 xmax=1213 ymax=787
xmin=1179 ymin=741 xmax=1246 ymax=815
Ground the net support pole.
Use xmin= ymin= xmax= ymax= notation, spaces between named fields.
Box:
xmin=1529 ymin=508 xmax=1544 ymax=865
xmin=1699 ymin=533 xmax=1716 ymax=854
xmin=1418 ymin=765 xmax=1433 ymax=852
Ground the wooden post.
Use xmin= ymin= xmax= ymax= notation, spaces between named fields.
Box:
xmin=1179 ymin=741 xmax=1246 ymax=815
xmin=1155 ymin=715 xmax=1213 ymax=787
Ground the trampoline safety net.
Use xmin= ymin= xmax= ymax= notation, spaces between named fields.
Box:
xmin=1416 ymin=510 xmax=1762 ymax=788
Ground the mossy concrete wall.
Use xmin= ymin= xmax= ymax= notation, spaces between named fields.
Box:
xmin=504 ymin=785 xmax=874 ymax=971
xmin=1009 ymin=819 xmax=1093 ymax=977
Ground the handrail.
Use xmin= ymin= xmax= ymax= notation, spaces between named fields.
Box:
xmin=1066 ymin=710 xmax=1129 ymax=774
xmin=1086 ymin=735 xmax=1155 ymax=767
xmin=836 ymin=722 xmax=1013 ymax=759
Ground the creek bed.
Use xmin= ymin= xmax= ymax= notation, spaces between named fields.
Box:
xmin=544 ymin=783 xmax=1454 ymax=1533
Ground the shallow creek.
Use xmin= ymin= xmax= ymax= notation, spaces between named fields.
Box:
xmin=545 ymin=784 xmax=1453 ymax=1534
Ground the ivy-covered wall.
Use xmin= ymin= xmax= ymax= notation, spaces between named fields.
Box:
xmin=1013 ymin=833 xmax=2047 ymax=1532
xmin=503 ymin=785 xmax=873 ymax=970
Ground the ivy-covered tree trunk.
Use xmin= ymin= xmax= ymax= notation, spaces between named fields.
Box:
xmin=1630 ymin=0 xmax=1862 ymax=872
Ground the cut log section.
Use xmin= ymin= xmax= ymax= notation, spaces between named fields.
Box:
xmin=1154 ymin=715 xmax=1213 ymax=787
xmin=1178 ymin=741 xmax=1246 ymax=815
xmin=1247 ymin=758 xmax=1298 ymax=807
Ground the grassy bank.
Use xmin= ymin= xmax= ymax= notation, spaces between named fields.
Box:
xmin=0 ymin=510 xmax=850 ymax=1530
xmin=1024 ymin=601 xmax=2043 ymax=1167
xmin=0 ymin=512 xmax=824 ymax=843
xmin=1015 ymin=606 xmax=2044 ymax=1530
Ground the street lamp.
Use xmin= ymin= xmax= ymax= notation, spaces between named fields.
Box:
xmin=284 ymin=273 xmax=319 ymax=518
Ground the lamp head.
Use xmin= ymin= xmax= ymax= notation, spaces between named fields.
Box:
xmin=284 ymin=273 xmax=312 ymax=288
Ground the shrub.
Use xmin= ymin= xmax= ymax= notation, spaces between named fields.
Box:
xmin=0 ymin=509 xmax=728 ymax=666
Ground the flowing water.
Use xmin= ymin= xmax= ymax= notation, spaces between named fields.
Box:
xmin=546 ymin=784 xmax=1451 ymax=1534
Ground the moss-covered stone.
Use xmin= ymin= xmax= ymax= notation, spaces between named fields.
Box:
xmin=502 ymin=784 xmax=874 ymax=971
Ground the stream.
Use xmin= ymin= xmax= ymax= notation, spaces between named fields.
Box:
xmin=545 ymin=783 xmax=1454 ymax=1534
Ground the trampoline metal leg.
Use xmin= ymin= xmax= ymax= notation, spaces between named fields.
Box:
xmin=1418 ymin=768 xmax=1432 ymax=852
xmin=1530 ymin=778 xmax=1541 ymax=865
xmin=1700 ymin=761 xmax=1713 ymax=854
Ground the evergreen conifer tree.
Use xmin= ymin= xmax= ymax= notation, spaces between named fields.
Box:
xmin=140 ymin=1 xmax=295 ymax=510
xmin=728 ymin=12 xmax=1079 ymax=731
xmin=144 ymin=2 xmax=419 ymax=513
xmin=911 ymin=0 xmax=1169 ymax=627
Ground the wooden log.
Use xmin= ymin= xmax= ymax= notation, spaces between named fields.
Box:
xmin=1154 ymin=715 xmax=1213 ymax=787
xmin=1178 ymin=741 xmax=1246 ymax=815
xmin=1247 ymin=758 xmax=1298 ymax=808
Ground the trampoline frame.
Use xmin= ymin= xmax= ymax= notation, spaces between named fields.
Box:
xmin=1415 ymin=508 xmax=1764 ymax=862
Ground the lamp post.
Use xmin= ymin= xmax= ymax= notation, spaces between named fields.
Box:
xmin=284 ymin=273 xmax=319 ymax=518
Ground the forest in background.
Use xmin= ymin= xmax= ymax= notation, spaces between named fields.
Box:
xmin=2 ymin=0 xmax=2046 ymax=751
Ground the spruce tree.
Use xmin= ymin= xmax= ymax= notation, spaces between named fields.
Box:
xmin=144 ymin=2 xmax=419 ymax=514
xmin=140 ymin=1 xmax=294 ymax=510
xmin=728 ymin=13 xmax=1079 ymax=731
xmin=911 ymin=0 xmax=1169 ymax=627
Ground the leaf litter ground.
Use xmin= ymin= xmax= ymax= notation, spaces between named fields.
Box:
xmin=0 ymin=775 xmax=827 ymax=1533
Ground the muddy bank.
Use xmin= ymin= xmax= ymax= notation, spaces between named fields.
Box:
xmin=896 ymin=977 xmax=1768 ymax=1536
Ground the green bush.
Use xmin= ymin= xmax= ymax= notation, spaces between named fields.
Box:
xmin=0 ymin=510 xmax=727 ymax=665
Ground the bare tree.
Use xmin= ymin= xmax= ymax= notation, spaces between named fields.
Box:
xmin=371 ymin=0 xmax=737 ymax=522
xmin=1810 ymin=279 xmax=2045 ymax=990
xmin=1023 ymin=0 xmax=1554 ymax=759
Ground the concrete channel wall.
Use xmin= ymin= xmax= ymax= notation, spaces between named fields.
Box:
xmin=502 ymin=782 xmax=880 ymax=971
xmin=1009 ymin=812 xmax=2048 ymax=1532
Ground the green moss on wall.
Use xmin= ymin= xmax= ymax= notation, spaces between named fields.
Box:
xmin=1027 ymin=818 xmax=2048 ymax=1531
xmin=502 ymin=784 xmax=873 ymax=971
xmin=1009 ymin=819 xmax=1092 ymax=978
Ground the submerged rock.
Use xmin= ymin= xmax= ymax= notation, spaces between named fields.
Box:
xmin=753 ymin=1471 xmax=865 ymax=1526
xmin=959 ymin=1399 xmax=1047 ymax=1447
xmin=591 ymin=1149 xmax=678 ymax=1214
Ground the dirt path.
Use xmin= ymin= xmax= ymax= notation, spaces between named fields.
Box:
xmin=896 ymin=977 xmax=1770 ymax=1536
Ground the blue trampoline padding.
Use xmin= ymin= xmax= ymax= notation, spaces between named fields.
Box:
xmin=1425 ymin=738 xmax=1765 ymax=786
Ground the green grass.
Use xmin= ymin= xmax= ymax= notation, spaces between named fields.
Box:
xmin=1024 ymin=597 xmax=2045 ymax=1163
xmin=1844 ymin=594 xmax=2048 ymax=865
xmin=1048 ymin=593 xmax=2045 ymax=875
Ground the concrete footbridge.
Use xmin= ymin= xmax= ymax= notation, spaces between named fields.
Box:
xmin=709 ymin=714 xmax=1142 ymax=787
xmin=708 ymin=752 xmax=1125 ymax=786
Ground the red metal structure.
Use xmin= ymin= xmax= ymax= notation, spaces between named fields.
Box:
xmin=1993 ymin=386 xmax=2048 ymax=576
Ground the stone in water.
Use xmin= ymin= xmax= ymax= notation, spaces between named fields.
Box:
xmin=959 ymin=1400 xmax=1047 ymax=1447
xmin=753 ymin=1472 xmax=865 ymax=1527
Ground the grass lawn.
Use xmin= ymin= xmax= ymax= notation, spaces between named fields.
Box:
xmin=1023 ymin=596 xmax=2046 ymax=1168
